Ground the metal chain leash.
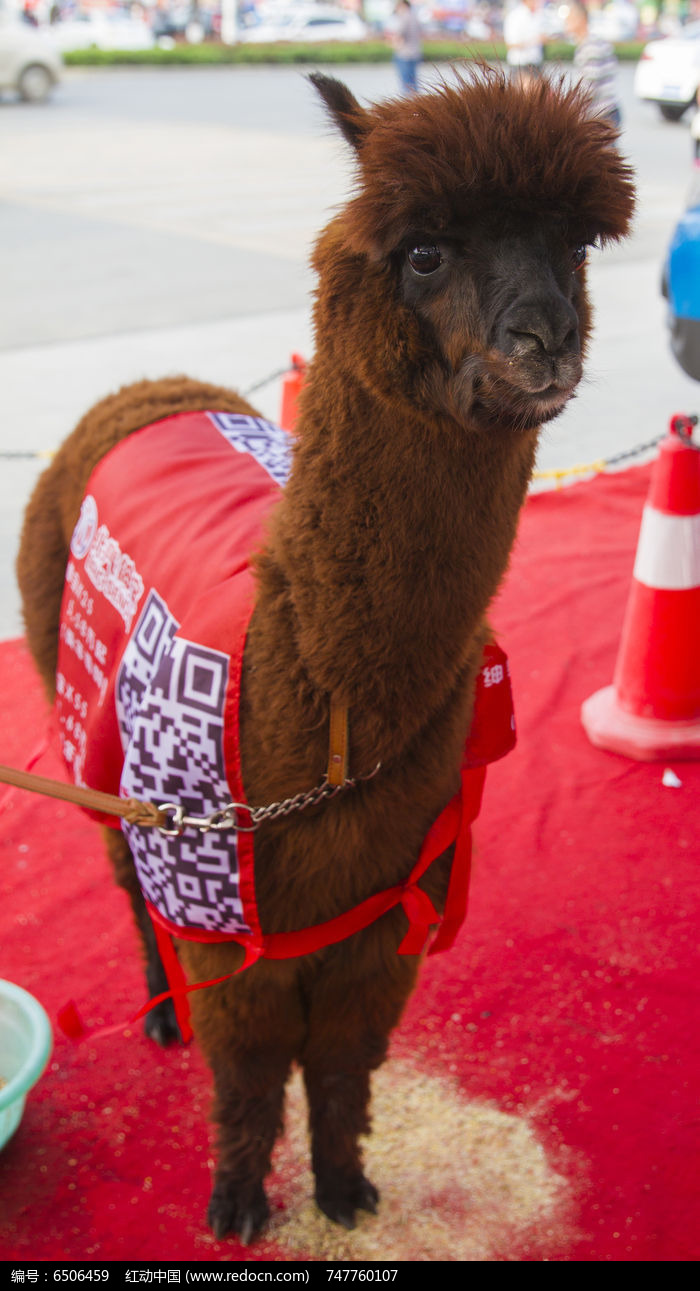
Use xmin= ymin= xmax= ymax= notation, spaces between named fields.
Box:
xmin=157 ymin=761 xmax=382 ymax=838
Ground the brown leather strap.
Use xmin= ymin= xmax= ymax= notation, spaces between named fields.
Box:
xmin=326 ymin=700 xmax=350 ymax=787
xmin=0 ymin=763 xmax=166 ymax=829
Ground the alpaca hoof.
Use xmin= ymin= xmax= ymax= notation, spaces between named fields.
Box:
xmin=316 ymin=1174 xmax=379 ymax=1229
xmin=144 ymin=998 xmax=181 ymax=1047
xmin=207 ymin=1181 xmax=270 ymax=1243
xmin=357 ymin=1178 xmax=380 ymax=1215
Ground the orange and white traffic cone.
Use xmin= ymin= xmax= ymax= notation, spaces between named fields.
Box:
xmin=279 ymin=353 xmax=307 ymax=432
xmin=581 ymin=413 xmax=700 ymax=760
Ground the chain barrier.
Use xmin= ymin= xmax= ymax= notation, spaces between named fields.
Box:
xmin=1 ymin=363 xmax=692 ymax=488
xmin=0 ymin=365 xmax=298 ymax=463
xmin=530 ymin=432 xmax=669 ymax=488
xmin=0 ymin=431 xmax=675 ymax=475
xmin=1 ymin=449 xmax=55 ymax=460
xmin=240 ymin=366 xmax=295 ymax=400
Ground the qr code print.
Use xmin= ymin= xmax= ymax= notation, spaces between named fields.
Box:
xmin=118 ymin=606 xmax=250 ymax=936
xmin=116 ymin=590 xmax=178 ymax=753
xmin=207 ymin=412 xmax=292 ymax=488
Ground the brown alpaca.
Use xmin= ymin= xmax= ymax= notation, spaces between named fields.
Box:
xmin=16 ymin=71 xmax=634 ymax=1242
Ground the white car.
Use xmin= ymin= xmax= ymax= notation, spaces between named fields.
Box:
xmin=634 ymin=21 xmax=700 ymax=121
xmin=49 ymin=11 xmax=156 ymax=53
xmin=240 ymin=5 xmax=368 ymax=43
xmin=0 ymin=10 xmax=62 ymax=102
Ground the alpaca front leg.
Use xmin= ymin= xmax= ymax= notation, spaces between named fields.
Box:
xmin=207 ymin=1050 xmax=293 ymax=1243
xmin=187 ymin=965 xmax=307 ymax=1243
xmin=303 ymin=1064 xmax=379 ymax=1228
xmin=302 ymin=945 xmax=418 ymax=1229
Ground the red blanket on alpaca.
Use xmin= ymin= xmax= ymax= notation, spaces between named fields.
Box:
xmin=56 ymin=411 xmax=516 ymax=1003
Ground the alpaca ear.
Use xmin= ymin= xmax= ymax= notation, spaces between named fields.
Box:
xmin=309 ymin=73 xmax=371 ymax=154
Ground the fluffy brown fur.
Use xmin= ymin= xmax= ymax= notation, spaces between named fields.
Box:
xmin=16 ymin=70 xmax=634 ymax=1242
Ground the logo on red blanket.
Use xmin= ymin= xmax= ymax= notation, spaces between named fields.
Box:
xmin=70 ymin=494 xmax=98 ymax=560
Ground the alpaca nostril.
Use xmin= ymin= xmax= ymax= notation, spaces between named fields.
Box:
xmin=506 ymin=320 xmax=579 ymax=358
xmin=502 ymin=298 xmax=580 ymax=359
xmin=507 ymin=328 xmax=548 ymax=356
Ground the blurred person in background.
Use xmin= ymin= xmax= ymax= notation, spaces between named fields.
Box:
xmin=503 ymin=0 xmax=544 ymax=82
xmin=390 ymin=0 xmax=423 ymax=93
xmin=567 ymin=0 xmax=622 ymax=128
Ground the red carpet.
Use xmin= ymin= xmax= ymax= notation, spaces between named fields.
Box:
xmin=1 ymin=462 xmax=699 ymax=1263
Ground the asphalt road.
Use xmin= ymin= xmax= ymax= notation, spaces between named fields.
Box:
xmin=1 ymin=59 xmax=699 ymax=639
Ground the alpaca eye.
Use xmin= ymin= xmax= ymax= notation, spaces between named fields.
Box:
xmin=408 ymin=244 xmax=442 ymax=275
xmin=571 ymin=245 xmax=588 ymax=271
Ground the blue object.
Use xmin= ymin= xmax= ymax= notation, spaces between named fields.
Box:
xmin=664 ymin=197 xmax=700 ymax=379
xmin=667 ymin=203 xmax=700 ymax=319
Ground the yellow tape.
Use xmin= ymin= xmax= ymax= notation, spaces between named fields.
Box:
xmin=0 ymin=449 xmax=55 ymax=460
xmin=531 ymin=459 xmax=607 ymax=488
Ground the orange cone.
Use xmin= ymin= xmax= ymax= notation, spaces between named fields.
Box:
xmin=279 ymin=353 xmax=307 ymax=432
xmin=581 ymin=413 xmax=700 ymax=760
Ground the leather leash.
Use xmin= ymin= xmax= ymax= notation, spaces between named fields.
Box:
xmin=0 ymin=762 xmax=167 ymax=829
xmin=0 ymin=702 xmax=352 ymax=830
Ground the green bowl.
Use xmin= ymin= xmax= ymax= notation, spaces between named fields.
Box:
xmin=0 ymin=979 xmax=52 ymax=1151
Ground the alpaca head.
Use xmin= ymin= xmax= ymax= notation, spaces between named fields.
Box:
xmin=310 ymin=70 xmax=635 ymax=435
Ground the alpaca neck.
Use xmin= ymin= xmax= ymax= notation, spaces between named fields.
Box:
xmin=259 ymin=363 xmax=537 ymax=768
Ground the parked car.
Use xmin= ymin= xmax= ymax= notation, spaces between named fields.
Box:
xmin=634 ymin=21 xmax=700 ymax=121
xmin=49 ymin=10 xmax=155 ymax=52
xmin=0 ymin=8 xmax=62 ymax=102
xmin=240 ymin=5 xmax=367 ymax=43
